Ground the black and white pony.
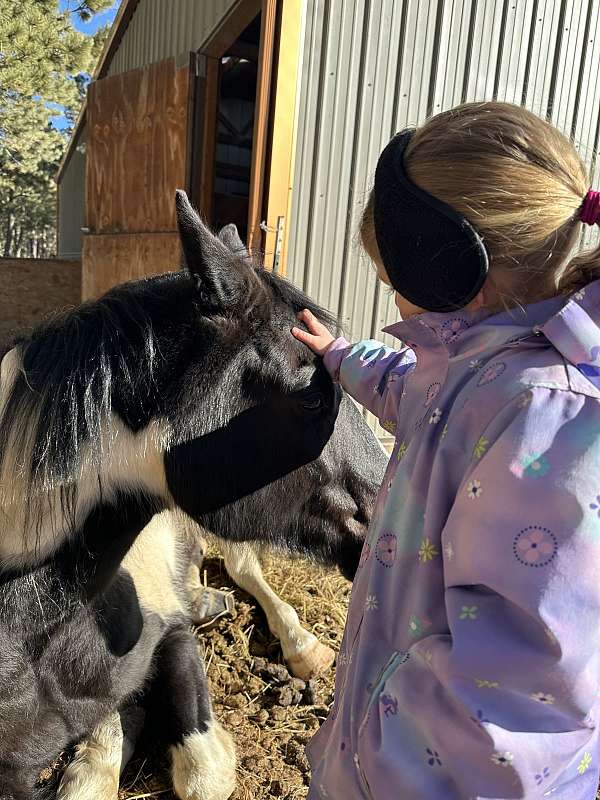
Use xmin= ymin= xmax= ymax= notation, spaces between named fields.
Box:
xmin=0 ymin=192 xmax=385 ymax=800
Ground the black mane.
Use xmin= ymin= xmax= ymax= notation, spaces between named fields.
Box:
xmin=259 ymin=270 xmax=338 ymax=331
xmin=0 ymin=273 xmax=191 ymax=500
xmin=0 ymin=268 xmax=338 ymax=512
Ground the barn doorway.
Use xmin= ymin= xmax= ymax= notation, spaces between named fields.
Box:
xmin=192 ymin=0 xmax=302 ymax=271
xmin=213 ymin=15 xmax=261 ymax=241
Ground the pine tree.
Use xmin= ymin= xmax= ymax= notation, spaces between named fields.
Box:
xmin=0 ymin=0 xmax=113 ymax=257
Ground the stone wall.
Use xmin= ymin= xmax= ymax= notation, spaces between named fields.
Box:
xmin=0 ymin=258 xmax=81 ymax=344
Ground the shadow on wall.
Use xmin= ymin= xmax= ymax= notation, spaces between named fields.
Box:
xmin=0 ymin=258 xmax=81 ymax=344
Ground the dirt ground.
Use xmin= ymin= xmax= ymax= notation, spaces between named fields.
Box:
xmin=119 ymin=552 xmax=351 ymax=800
xmin=39 ymin=548 xmax=600 ymax=799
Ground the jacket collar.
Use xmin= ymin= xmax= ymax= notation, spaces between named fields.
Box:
xmin=382 ymin=294 xmax=568 ymax=361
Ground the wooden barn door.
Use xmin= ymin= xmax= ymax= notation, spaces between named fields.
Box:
xmin=191 ymin=0 xmax=302 ymax=273
xmin=83 ymin=56 xmax=193 ymax=300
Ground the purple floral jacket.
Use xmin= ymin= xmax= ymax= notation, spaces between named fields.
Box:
xmin=308 ymin=281 xmax=600 ymax=799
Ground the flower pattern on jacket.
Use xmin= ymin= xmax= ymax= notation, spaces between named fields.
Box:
xmin=310 ymin=280 xmax=600 ymax=800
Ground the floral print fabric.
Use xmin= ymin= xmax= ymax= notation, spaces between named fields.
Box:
xmin=308 ymin=280 xmax=600 ymax=799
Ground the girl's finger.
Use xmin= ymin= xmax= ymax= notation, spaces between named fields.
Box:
xmin=291 ymin=326 xmax=312 ymax=344
xmin=298 ymin=309 xmax=326 ymax=336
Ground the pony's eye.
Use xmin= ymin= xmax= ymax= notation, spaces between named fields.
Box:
xmin=302 ymin=393 xmax=323 ymax=411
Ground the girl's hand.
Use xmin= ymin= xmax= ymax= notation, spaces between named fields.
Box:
xmin=292 ymin=309 xmax=336 ymax=356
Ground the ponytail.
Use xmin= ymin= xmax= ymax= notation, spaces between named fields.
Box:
xmin=558 ymin=237 xmax=600 ymax=296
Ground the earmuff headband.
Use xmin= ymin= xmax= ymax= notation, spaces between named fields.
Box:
xmin=373 ymin=129 xmax=489 ymax=313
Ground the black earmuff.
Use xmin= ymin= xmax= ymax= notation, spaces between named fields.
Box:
xmin=373 ymin=129 xmax=489 ymax=313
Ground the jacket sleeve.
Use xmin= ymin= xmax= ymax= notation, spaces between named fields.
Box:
xmin=323 ymin=337 xmax=415 ymax=429
xmin=369 ymin=388 xmax=600 ymax=798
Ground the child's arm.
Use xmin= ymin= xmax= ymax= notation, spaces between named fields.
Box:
xmin=293 ymin=309 xmax=415 ymax=427
xmin=366 ymin=388 xmax=600 ymax=797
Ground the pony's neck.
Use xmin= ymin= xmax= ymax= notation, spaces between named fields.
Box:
xmin=0 ymin=489 xmax=166 ymax=628
xmin=57 ymin=488 xmax=166 ymax=601
xmin=0 ymin=415 xmax=172 ymax=584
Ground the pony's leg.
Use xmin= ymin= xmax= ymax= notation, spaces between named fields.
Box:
xmin=148 ymin=625 xmax=236 ymax=800
xmin=119 ymin=705 xmax=146 ymax=769
xmin=185 ymin=536 xmax=207 ymax=596
xmin=57 ymin=712 xmax=121 ymax=800
xmin=186 ymin=534 xmax=235 ymax=627
xmin=220 ymin=542 xmax=335 ymax=680
xmin=57 ymin=707 xmax=145 ymax=800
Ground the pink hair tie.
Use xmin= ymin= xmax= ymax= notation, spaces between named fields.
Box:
xmin=580 ymin=189 xmax=600 ymax=225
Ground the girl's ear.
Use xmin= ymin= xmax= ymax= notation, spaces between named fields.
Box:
xmin=467 ymin=289 xmax=486 ymax=311
xmin=472 ymin=272 xmax=504 ymax=311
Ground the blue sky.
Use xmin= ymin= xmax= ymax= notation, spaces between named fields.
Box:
xmin=51 ymin=1 xmax=121 ymax=129
xmin=59 ymin=0 xmax=121 ymax=34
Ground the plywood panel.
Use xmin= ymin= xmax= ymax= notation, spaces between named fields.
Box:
xmin=82 ymin=233 xmax=181 ymax=300
xmin=86 ymin=57 xmax=190 ymax=234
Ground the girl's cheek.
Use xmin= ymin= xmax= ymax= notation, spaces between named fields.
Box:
xmin=395 ymin=293 xmax=425 ymax=320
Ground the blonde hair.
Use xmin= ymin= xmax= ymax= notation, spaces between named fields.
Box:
xmin=361 ymin=102 xmax=599 ymax=309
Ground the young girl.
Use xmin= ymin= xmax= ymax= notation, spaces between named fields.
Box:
xmin=293 ymin=102 xmax=600 ymax=799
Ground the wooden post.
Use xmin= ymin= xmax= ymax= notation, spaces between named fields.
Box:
xmin=261 ymin=0 xmax=303 ymax=273
xmin=247 ymin=0 xmax=278 ymax=253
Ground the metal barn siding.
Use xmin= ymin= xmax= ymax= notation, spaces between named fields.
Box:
xmin=58 ymin=126 xmax=87 ymax=259
xmin=287 ymin=0 xmax=600 ymax=435
xmin=107 ymin=0 xmax=239 ymax=75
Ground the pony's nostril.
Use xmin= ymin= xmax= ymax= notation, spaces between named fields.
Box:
xmin=344 ymin=474 xmax=378 ymax=529
xmin=353 ymin=504 xmax=370 ymax=527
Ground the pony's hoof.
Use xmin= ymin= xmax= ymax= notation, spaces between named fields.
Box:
xmin=57 ymin=712 xmax=122 ymax=800
xmin=171 ymin=720 xmax=236 ymax=800
xmin=286 ymin=639 xmax=336 ymax=680
xmin=189 ymin=588 xmax=235 ymax=630
xmin=57 ymin=748 xmax=120 ymax=800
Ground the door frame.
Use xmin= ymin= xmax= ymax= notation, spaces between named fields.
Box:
xmin=246 ymin=0 xmax=278 ymax=252
xmin=260 ymin=0 xmax=303 ymax=272
xmin=191 ymin=0 xmax=301 ymax=270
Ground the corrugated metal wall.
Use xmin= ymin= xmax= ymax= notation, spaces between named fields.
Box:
xmin=107 ymin=0 xmax=239 ymax=75
xmin=287 ymin=1 xmax=600 ymax=434
xmin=58 ymin=126 xmax=86 ymax=259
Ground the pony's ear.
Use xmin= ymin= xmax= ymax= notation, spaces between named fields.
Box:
xmin=218 ymin=223 xmax=250 ymax=260
xmin=175 ymin=190 xmax=249 ymax=309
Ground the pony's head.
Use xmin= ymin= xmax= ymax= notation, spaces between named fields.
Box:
xmin=0 ymin=192 xmax=385 ymax=576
